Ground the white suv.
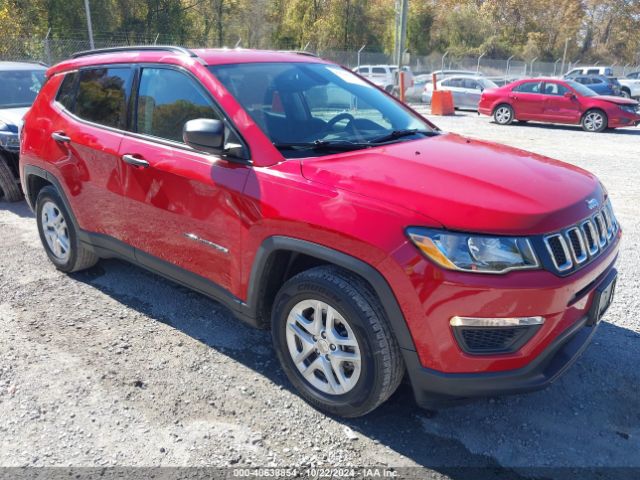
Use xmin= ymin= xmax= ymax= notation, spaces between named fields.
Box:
xmin=354 ymin=65 xmax=413 ymax=93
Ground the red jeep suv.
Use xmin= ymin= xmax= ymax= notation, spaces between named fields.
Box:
xmin=20 ymin=47 xmax=620 ymax=417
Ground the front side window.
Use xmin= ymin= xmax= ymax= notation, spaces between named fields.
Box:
xmin=513 ymin=81 xmax=541 ymax=93
xmin=75 ymin=67 xmax=132 ymax=129
xmin=208 ymin=62 xmax=436 ymax=156
xmin=586 ymin=69 xmax=600 ymax=75
xmin=371 ymin=67 xmax=386 ymax=75
xmin=0 ymin=69 xmax=46 ymax=109
xmin=136 ymin=67 xmax=221 ymax=143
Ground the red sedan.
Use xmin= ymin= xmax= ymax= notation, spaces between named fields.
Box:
xmin=479 ymin=77 xmax=640 ymax=132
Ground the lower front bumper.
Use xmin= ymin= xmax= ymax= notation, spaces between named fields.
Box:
xmin=403 ymin=313 xmax=598 ymax=408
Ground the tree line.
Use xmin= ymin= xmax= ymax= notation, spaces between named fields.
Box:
xmin=1 ymin=0 xmax=639 ymax=63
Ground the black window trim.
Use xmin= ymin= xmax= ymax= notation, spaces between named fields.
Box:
xmin=53 ymin=62 xmax=251 ymax=164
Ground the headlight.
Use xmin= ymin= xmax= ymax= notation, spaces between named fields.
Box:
xmin=619 ymin=104 xmax=638 ymax=114
xmin=407 ymin=228 xmax=539 ymax=274
xmin=0 ymin=122 xmax=19 ymax=149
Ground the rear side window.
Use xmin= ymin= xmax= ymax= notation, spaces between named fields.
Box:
xmin=75 ymin=68 xmax=132 ymax=129
xmin=56 ymin=72 xmax=78 ymax=111
xmin=513 ymin=81 xmax=541 ymax=93
xmin=136 ymin=67 xmax=221 ymax=143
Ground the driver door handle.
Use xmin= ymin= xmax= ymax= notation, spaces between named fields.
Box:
xmin=121 ymin=154 xmax=150 ymax=169
xmin=51 ymin=132 xmax=71 ymax=143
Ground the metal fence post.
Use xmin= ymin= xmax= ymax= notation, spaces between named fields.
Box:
xmin=553 ymin=59 xmax=561 ymax=77
xmin=505 ymin=55 xmax=514 ymax=81
xmin=476 ymin=52 xmax=485 ymax=73
xmin=530 ymin=57 xmax=538 ymax=77
xmin=441 ymin=51 xmax=448 ymax=72
xmin=43 ymin=28 xmax=52 ymax=65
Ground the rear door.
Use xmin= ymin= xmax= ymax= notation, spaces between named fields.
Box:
xmin=441 ymin=78 xmax=466 ymax=107
xmin=509 ymin=81 xmax=545 ymax=119
xmin=48 ymin=66 xmax=133 ymax=240
xmin=118 ymin=65 xmax=250 ymax=293
xmin=540 ymin=81 xmax=581 ymax=123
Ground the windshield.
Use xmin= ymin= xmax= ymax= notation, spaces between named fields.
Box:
xmin=566 ymin=80 xmax=597 ymax=97
xmin=0 ymin=70 xmax=46 ymax=108
xmin=208 ymin=62 xmax=435 ymax=156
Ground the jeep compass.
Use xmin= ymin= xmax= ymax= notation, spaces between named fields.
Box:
xmin=20 ymin=47 xmax=620 ymax=417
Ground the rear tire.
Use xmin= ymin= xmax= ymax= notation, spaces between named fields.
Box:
xmin=620 ymin=89 xmax=631 ymax=99
xmin=36 ymin=186 xmax=98 ymax=272
xmin=0 ymin=156 xmax=22 ymax=202
xmin=493 ymin=104 xmax=514 ymax=125
xmin=581 ymin=109 xmax=607 ymax=132
xmin=271 ymin=266 xmax=404 ymax=417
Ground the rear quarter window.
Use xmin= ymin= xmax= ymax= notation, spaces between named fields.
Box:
xmin=75 ymin=67 xmax=132 ymax=129
xmin=56 ymin=72 xmax=79 ymax=111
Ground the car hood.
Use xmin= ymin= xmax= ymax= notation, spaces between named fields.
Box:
xmin=300 ymin=133 xmax=603 ymax=235
xmin=0 ymin=107 xmax=29 ymax=130
xmin=593 ymin=95 xmax=638 ymax=106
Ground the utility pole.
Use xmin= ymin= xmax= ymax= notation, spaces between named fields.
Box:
xmin=84 ymin=0 xmax=95 ymax=50
xmin=395 ymin=0 xmax=408 ymax=66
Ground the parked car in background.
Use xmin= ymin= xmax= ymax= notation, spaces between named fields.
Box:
xmin=568 ymin=75 xmax=622 ymax=97
xmin=0 ymin=61 xmax=46 ymax=201
xmin=429 ymin=69 xmax=482 ymax=79
xmin=403 ymin=74 xmax=429 ymax=102
xmin=626 ymin=71 xmax=640 ymax=79
xmin=353 ymin=64 xmax=413 ymax=93
xmin=21 ymin=47 xmax=621 ymax=417
xmin=422 ymin=75 xmax=498 ymax=109
xmin=479 ymin=77 xmax=640 ymax=132
xmin=565 ymin=66 xmax=614 ymax=77
xmin=617 ymin=76 xmax=640 ymax=99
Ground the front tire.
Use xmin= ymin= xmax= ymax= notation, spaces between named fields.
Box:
xmin=0 ymin=156 xmax=22 ymax=202
xmin=36 ymin=186 xmax=98 ymax=272
xmin=620 ymin=89 xmax=631 ymax=99
xmin=493 ymin=104 xmax=514 ymax=125
xmin=272 ymin=266 xmax=404 ymax=417
xmin=581 ymin=109 xmax=607 ymax=132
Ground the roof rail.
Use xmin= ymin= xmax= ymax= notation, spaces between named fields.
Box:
xmin=276 ymin=50 xmax=318 ymax=57
xmin=71 ymin=45 xmax=198 ymax=59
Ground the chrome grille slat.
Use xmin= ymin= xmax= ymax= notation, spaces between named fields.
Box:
xmin=580 ymin=220 xmax=599 ymax=256
xmin=543 ymin=200 xmax=618 ymax=274
xmin=565 ymin=227 xmax=587 ymax=264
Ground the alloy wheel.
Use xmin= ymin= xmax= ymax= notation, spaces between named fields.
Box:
xmin=285 ymin=299 xmax=362 ymax=395
xmin=584 ymin=112 xmax=604 ymax=131
xmin=41 ymin=201 xmax=71 ymax=262
xmin=495 ymin=106 xmax=512 ymax=124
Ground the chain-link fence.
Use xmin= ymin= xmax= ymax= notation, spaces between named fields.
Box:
xmin=2 ymin=35 xmax=639 ymax=79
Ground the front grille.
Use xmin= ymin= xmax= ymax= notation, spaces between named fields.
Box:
xmin=455 ymin=326 xmax=538 ymax=354
xmin=543 ymin=200 xmax=618 ymax=274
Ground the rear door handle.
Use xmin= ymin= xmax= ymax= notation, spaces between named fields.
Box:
xmin=51 ymin=132 xmax=71 ymax=143
xmin=121 ymin=154 xmax=150 ymax=168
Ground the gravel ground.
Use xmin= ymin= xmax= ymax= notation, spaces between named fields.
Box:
xmin=1 ymin=111 xmax=639 ymax=479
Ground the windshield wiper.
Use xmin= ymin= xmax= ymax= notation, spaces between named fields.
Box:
xmin=368 ymin=129 xmax=438 ymax=144
xmin=273 ymin=139 xmax=372 ymax=152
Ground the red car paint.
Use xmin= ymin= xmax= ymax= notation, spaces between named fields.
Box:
xmin=478 ymin=77 xmax=640 ymax=128
xmin=20 ymin=49 xmax=620 ymax=401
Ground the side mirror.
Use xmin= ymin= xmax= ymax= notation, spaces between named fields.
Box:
xmin=183 ymin=118 xmax=225 ymax=153
xmin=564 ymin=91 xmax=576 ymax=99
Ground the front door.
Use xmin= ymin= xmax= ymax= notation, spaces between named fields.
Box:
xmin=541 ymin=82 xmax=582 ymax=123
xmin=118 ymin=66 xmax=250 ymax=293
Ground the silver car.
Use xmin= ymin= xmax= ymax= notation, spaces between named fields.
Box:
xmin=422 ymin=75 xmax=498 ymax=110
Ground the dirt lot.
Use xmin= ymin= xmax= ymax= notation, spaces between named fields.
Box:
xmin=1 ymin=111 xmax=639 ymax=479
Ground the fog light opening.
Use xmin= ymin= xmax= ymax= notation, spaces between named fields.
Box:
xmin=450 ymin=316 xmax=544 ymax=355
